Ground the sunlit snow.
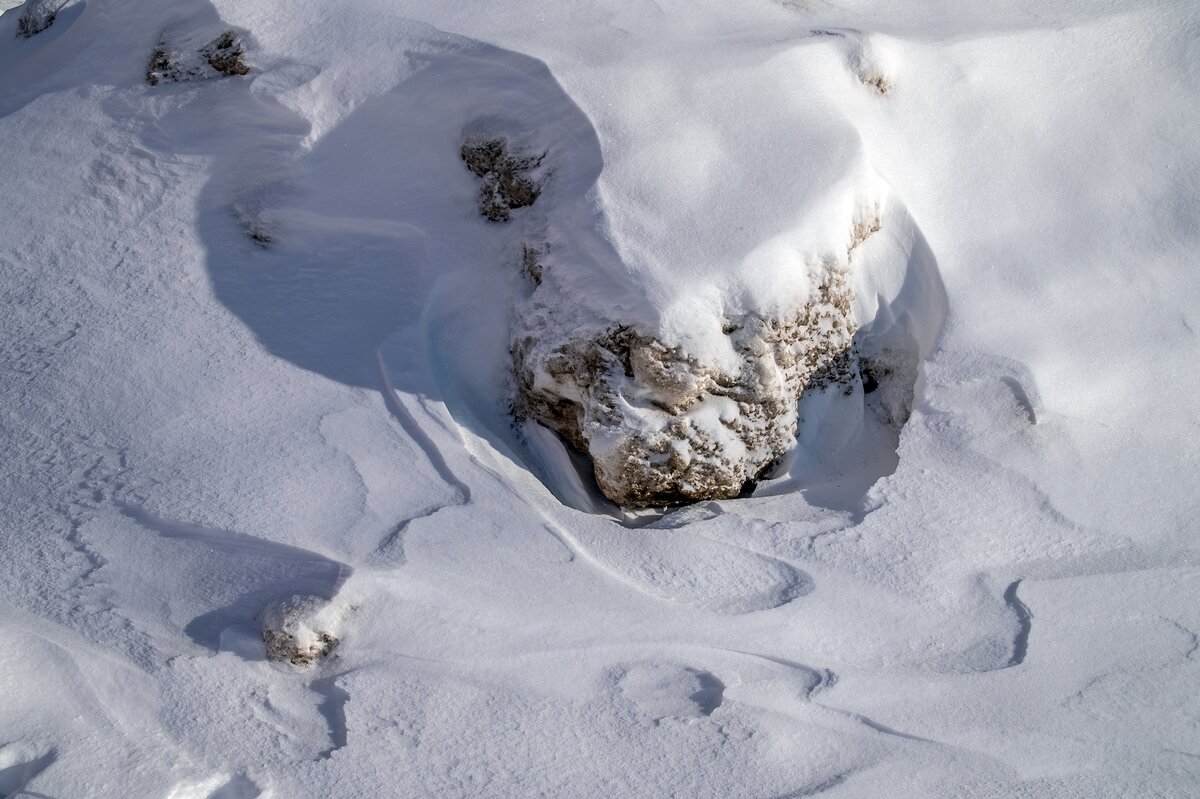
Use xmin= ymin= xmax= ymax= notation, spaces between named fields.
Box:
xmin=2 ymin=0 xmax=1198 ymax=796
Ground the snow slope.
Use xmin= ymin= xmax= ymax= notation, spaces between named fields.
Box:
xmin=1 ymin=0 xmax=1199 ymax=796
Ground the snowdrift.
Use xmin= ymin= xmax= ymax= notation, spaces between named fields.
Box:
xmin=2 ymin=0 xmax=1199 ymax=797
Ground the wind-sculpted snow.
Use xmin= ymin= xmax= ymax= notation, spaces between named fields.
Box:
xmin=3 ymin=0 xmax=1200 ymax=796
xmin=0 ymin=743 xmax=57 ymax=798
xmin=457 ymin=28 xmax=946 ymax=508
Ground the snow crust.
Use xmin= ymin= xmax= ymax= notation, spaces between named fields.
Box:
xmin=2 ymin=0 xmax=1200 ymax=796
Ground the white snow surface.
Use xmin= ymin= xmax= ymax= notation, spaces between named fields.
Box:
xmin=2 ymin=0 xmax=1199 ymax=796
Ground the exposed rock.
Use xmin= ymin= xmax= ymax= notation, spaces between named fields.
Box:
xmin=521 ymin=242 xmax=544 ymax=286
xmin=461 ymin=137 xmax=545 ymax=222
xmin=232 ymin=201 xmax=274 ymax=248
xmin=261 ymin=595 xmax=340 ymax=667
xmin=147 ymin=29 xmax=249 ymax=86
xmin=15 ymin=0 xmax=63 ymax=38
xmin=201 ymin=31 xmax=249 ymax=77
xmin=860 ymin=70 xmax=892 ymax=95
xmin=146 ymin=44 xmax=175 ymax=86
xmin=513 ymin=220 xmax=874 ymax=507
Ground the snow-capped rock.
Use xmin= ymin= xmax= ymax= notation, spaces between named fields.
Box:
xmin=513 ymin=216 xmax=879 ymax=507
xmin=147 ymin=25 xmax=248 ymax=86
xmin=260 ymin=595 xmax=339 ymax=667
xmin=14 ymin=0 xmax=64 ymax=38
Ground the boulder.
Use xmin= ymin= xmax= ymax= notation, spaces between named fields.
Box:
xmin=512 ymin=222 xmax=872 ymax=507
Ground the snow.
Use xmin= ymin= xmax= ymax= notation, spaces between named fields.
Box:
xmin=1 ymin=0 xmax=1199 ymax=796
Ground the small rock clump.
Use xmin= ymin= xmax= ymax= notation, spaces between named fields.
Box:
xmin=461 ymin=137 xmax=545 ymax=222
xmin=261 ymin=595 xmax=340 ymax=667
xmin=148 ymin=30 xmax=249 ymax=86
xmin=146 ymin=44 xmax=175 ymax=86
xmin=201 ymin=31 xmax=249 ymax=77
xmin=860 ymin=69 xmax=892 ymax=95
xmin=15 ymin=0 xmax=63 ymax=38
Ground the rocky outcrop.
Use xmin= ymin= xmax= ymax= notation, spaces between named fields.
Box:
xmin=513 ymin=221 xmax=874 ymax=507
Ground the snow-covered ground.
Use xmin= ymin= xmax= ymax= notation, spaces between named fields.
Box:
xmin=2 ymin=0 xmax=1199 ymax=796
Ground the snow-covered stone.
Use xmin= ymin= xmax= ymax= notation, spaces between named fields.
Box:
xmin=14 ymin=0 xmax=63 ymax=38
xmin=260 ymin=595 xmax=339 ymax=667
xmin=147 ymin=26 xmax=248 ymax=86
xmin=513 ymin=218 xmax=875 ymax=507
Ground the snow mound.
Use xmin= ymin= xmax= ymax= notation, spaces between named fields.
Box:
xmin=617 ymin=662 xmax=725 ymax=720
